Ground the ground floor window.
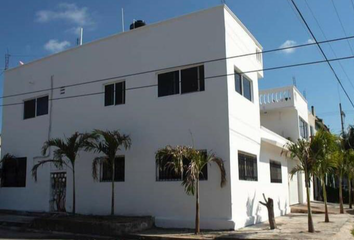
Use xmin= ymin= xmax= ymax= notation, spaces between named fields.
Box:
xmin=1 ymin=157 xmax=27 ymax=187
xmin=238 ymin=152 xmax=257 ymax=181
xmin=270 ymin=160 xmax=282 ymax=183
xmin=100 ymin=156 xmax=125 ymax=182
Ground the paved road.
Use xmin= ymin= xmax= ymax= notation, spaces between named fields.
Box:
xmin=0 ymin=227 xmax=115 ymax=240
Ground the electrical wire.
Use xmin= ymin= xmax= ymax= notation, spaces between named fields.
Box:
xmin=290 ymin=0 xmax=354 ymax=108
xmin=1 ymin=54 xmax=354 ymax=108
xmin=304 ymin=0 xmax=354 ymax=91
xmin=2 ymin=35 xmax=354 ymax=100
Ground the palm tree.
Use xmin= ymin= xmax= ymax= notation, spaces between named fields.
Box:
xmin=155 ymin=145 xmax=226 ymax=234
xmin=333 ymin=147 xmax=346 ymax=214
xmin=88 ymin=129 xmax=131 ymax=216
xmin=311 ymin=130 xmax=337 ymax=222
xmin=343 ymin=126 xmax=354 ymax=209
xmin=283 ymin=139 xmax=316 ymax=233
xmin=32 ymin=132 xmax=93 ymax=214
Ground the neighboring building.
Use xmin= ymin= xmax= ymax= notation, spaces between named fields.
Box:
xmin=0 ymin=5 xmax=310 ymax=230
xmin=259 ymin=86 xmax=315 ymax=205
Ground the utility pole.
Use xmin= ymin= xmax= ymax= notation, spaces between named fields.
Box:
xmin=4 ymin=48 xmax=10 ymax=70
xmin=339 ymin=103 xmax=345 ymax=134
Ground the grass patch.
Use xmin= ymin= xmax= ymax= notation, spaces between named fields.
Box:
xmin=351 ymin=228 xmax=354 ymax=236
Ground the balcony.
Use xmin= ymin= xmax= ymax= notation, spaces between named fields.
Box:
xmin=259 ymin=86 xmax=306 ymax=111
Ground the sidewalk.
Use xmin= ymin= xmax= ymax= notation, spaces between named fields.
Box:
xmin=130 ymin=202 xmax=354 ymax=239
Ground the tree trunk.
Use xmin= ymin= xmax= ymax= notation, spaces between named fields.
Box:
xmin=339 ymin=175 xmax=344 ymax=214
xmin=322 ymin=176 xmax=329 ymax=222
xmin=259 ymin=194 xmax=276 ymax=230
xmin=305 ymin=173 xmax=315 ymax=233
xmin=195 ymin=178 xmax=200 ymax=235
xmin=72 ymin=165 xmax=76 ymax=215
xmin=111 ymin=158 xmax=115 ymax=216
xmin=349 ymin=177 xmax=352 ymax=209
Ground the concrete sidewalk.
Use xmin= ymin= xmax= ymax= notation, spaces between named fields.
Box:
xmin=131 ymin=203 xmax=354 ymax=239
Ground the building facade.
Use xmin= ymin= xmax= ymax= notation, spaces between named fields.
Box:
xmin=0 ymin=5 xmax=313 ymax=230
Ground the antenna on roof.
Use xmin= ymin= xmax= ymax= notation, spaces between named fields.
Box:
xmin=4 ymin=48 xmax=10 ymax=70
xmin=221 ymin=0 xmax=226 ymax=4
xmin=122 ymin=8 xmax=125 ymax=32
xmin=292 ymin=76 xmax=297 ymax=87
xmin=77 ymin=28 xmax=84 ymax=46
xmin=303 ymin=90 xmax=307 ymax=99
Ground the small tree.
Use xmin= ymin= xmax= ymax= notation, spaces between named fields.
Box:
xmin=342 ymin=126 xmax=354 ymax=209
xmin=88 ymin=129 xmax=131 ymax=216
xmin=156 ymin=146 xmax=226 ymax=234
xmin=32 ymin=132 xmax=93 ymax=214
xmin=283 ymin=139 xmax=316 ymax=233
xmin=311 ymin=130 xmax=337 ymax=222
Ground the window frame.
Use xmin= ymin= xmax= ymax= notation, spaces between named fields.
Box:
xmin=99 ymin=156 xmax=125 ymax=182
xmin=23 ymin=95 xmax=49 ymax=120
xmin=156 ymin=149 xmax=208 ymax=182
xmin=103 ymin=80 xmax=126 ymax=107
xmin=234 ymin=68 xmax=253 ymax=102
xmin=299 ymin=117 xmax=309 ymax=139
xmin=269 ymin=160 xmax=282 ymax=183
xmin=238 ymin=151 xmax=258 ymax=181
xmin=157 ymin=64 xmax=205 ymax=98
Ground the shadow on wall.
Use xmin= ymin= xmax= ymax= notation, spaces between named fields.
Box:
xmin=277 ymin=197 xmax=288 ymax=216
xmin=245 ymin=192 xmax=262 ymax=226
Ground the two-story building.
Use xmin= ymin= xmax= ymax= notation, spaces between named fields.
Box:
xmin=0 ymin=5 xmax=314 ymax=230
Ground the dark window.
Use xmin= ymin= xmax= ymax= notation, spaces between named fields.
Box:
xmin=235 ymin=72 xmax=242 ymax=94
xmin=299 ymin=117 xmax=308 ymax=139
xmin=158 ymin=71 xmax=179 ymax=97
xmin=105 ymin=82 xmax=125 ymax=106
xmin=104 ymin=84 xmax=114 ymax=106
xmin=238 ymin=152 xmax=257 ymax=181
xmin=24 ymin=99 xmax=36 ymax=119
xmin=243 ymin=77 xmax=252 ymax=101
xmin=270 ymin=160 xmax=282 ymax=183
xmin=181 ymin=66 xmax=205 ymax=94
xmin=101 ymin=157 xmax=125 ymax=182
xmin=1 ymin=157 xmax=27 ymax=187
xmin=37 ymin=96 xmax=49 ymax=116
xmin=157 ymin=149 xmax=208 ymax=181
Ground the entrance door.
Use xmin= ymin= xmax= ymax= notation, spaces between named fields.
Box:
xmin=50 ymin=172 xmax=66 ymax=212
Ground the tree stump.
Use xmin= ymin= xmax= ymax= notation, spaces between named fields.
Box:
xmin=259 ymin=193 xmax=276 ymax=230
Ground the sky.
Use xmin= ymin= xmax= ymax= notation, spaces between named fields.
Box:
xmin=0 ymin=0 xmax=354 ymax=134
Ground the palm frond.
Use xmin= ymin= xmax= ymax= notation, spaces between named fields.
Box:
xmin=209 ymin=155 xmax=226 ymax=187
xmin=32 ymin=159 xmax=69 ymax=181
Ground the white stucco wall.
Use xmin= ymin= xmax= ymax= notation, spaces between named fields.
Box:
xmin=1 ymin=5 xmax=235 ymax=230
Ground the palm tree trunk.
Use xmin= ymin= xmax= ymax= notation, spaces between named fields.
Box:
xmin=111 ymin=158 xmax=115 ymax=216
xmin=322 ymin=176 xmax=329 ymax=222
xmin=195 ymin=178 xmax=200 ymax=235
xmin=349 ymin=177 xmax=352 ymax=209
xmin=305 ymin=173 xmax=314 ymax=233
xmin=339 ymin=174 xmax=344 ymax=214
xmin=72 ymin=165 xmax=76 ymax=215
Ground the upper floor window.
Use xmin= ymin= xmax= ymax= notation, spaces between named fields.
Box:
xmin=238 ymin=152 xmax=257 ymax=181
xmin=234 ymin=71 xmax=252 ymax=102
xmin=1 ymin=157 xmax=27 ymax=187
xmin=158 ymin=65 xmax=205 ymax=97
xmin=299 ymin=117 xmax=309 ymax=139
xmin=270 ymin=160 xmax=282 ymax=183
xmin=24 ymin=96 xmax=49 ymax=120
xmin=100 ymin=156 xmax=125 ymax=182
xmin=104 ymin=81 xmax=125 ymax=106
xmin=157 ymin=150 xmax=208 ymax=181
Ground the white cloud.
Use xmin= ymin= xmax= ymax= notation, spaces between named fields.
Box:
xmin=44 ymin=39 xmax=71 ymax=53
xmin=36 ymin=3 xmax=93 ymax=27
xmin=279 ymin=40 xmax=297 ymax=54
xmin=307 ymin=39 xmax=316 ymax=44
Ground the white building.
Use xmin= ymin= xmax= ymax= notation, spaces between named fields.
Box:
xmin=0 ymin=5 xmax=313 ymax=230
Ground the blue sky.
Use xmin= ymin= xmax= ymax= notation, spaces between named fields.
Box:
xmin=1 ymin=0 xmax=354 ymax=134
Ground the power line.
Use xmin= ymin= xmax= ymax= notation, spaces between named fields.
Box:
xmin=1 ymin=54 xmax=354 ymax=108
xmin=290 ymin=0 xmax=354 ymax=108
xmin=2 ymin=35 xmax=354 ymax=101
xmin=304 ymin=0 xmax=354 ymax=91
